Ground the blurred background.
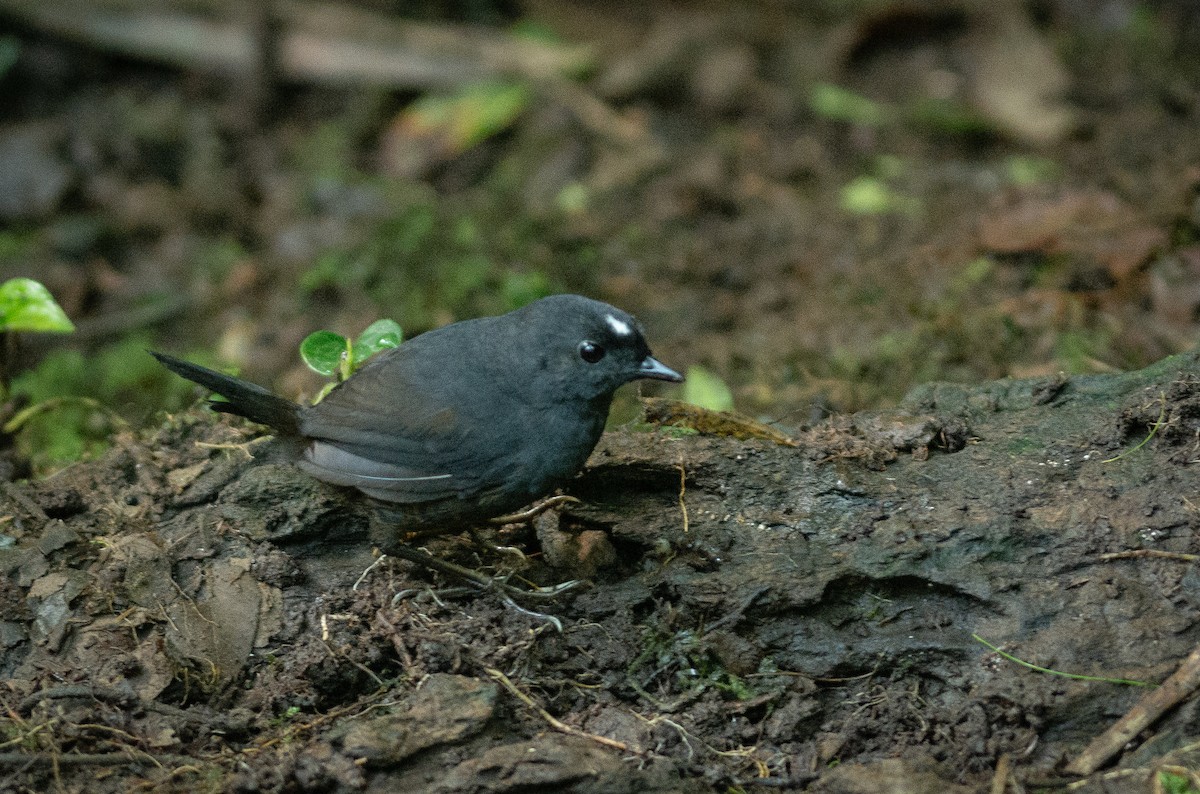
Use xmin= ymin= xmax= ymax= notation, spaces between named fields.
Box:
xmin=0 ymin=0 xmax=1198 ymax=471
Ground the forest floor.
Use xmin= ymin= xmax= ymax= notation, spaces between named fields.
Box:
xmin=2 ymin=1 xmax=1200 ymax=791
xmin=4 ymin=352 xmax=1200 ymax=791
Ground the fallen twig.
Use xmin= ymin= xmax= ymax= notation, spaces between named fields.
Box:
xmin=1099 ymin=549 xmax=1200 ymax=563
xmin=484 ymin=667 xmax=640 ymax=755
xmin=1066 ymin=644 xmax=1200 ymax=776
xmin=0 ymin=0 xmax=590 ymax=89
xmin=990 ymin=752 xmax=1011 ymax=794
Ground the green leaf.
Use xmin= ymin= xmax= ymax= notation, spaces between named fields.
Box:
xmin=810 ymin=83 xmax=889 ymax=127
xmin=839 ymin=176 xmax=920 ymax=216
xmin=353 ymin=319 xmax=403 ymax=366
xmin=556 ymin=182 xmax=589 ymax=215
xmin=1003 ymin=155 xmax=1060 ymax=186
xmin=0 ymin=278 xmax=75 ymax=333
xmin=399 ymin=80 xmax=532 ymax=157
xmin=1157 ymin=770 xmax=1195 ymax=794
xmin=300 ymin=330 xmax=350 ymax=377
xmin=682 ymin=365 xmax=734 ymax=412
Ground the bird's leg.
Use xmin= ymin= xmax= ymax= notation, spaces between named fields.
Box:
xmin=375 ymin=494 xmax=588 ymax=625
xmin=468 ymin=527 xmax=526 ymax=564
xmin=385 ymin=542 xmax=581 ymax=631
xmin=398 ymin=494 xmax=582 ymax=546
xmin=384 ymin=542 xmax=583 ymax=603
xmin=469 ymin=493 xmax=583 ymax=561
xmin=384 ymin=542 xmax=499 ymax=591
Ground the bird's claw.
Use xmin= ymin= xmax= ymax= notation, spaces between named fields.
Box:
xmin=382 ymin=543 xmax=584 ymax=628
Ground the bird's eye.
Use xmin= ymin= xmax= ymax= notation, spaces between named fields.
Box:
xmin=579 ymin=341 xmax=606 ymax=363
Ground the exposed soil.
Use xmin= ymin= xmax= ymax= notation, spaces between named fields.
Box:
xmin=3 ymin=1 xmax=1200 ymax=792
xmin=4 ymin=352 xmax=1200 ymax=792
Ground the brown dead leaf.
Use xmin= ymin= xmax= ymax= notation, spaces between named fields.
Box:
xmin=968 ymin=7 xmax=1074 ymax=146
xmin=980 ymin=190 xmax=1165 ymax=287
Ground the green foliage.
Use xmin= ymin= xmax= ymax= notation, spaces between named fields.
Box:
xmin=0 ymin=230 xmax=37 ymax=262
xmin=499 ymin=271 xmax=552 ymax=309
xmin=810 ymin=83 xmax=889 ymax=126
xmin=654 ymin=425 xmax=699 ymax=438
xmin=906 ymin=97 xmax=992 ymax=136
xmin=1126 ymin=5 xmax=1171 ymax=53
xmin=354 ymin=319 xmax=404 ymax=363
xmin=972 ymin=634 xmax=1154 ymax=686
xmin=1056 ymin=327 xmax=1114 ymax=374
xmin=299 ymin=331 xmax=350 ymax=379
xmin=555 ymin=182 xmax=589 ymax=214
xmin=1003 ymin=155 xmax=1061 ymax=186
xmin=812 ymin=81 xmax=1008 ymax=141
xmin=287 ymin=86 xmax=581 ymax=326
xmin=301 ymin=319 xmax=402 ymax=378
xmin=7 ymin=337 xmax=183 ymax=471
xmin=682 ymin=365 xmax=734 ymax=412
xmin=300 ymin=197 xmax=556 ymax=329
xmin=627 ymin=626 xmax=775 ymax=707
xmin=951 ymin=256 xmax=995 ymax=293
xmin=268 ymin=705 xmax=303 ymax=729
xmin=510 ymin=19 xmax=565 ymax=47
xmin=838 ymin=155 xmax=920 ymax=216
xmin=839 ymin=175 xmax=920 ymax=216
xmin=0 ymin=278 xmax=75 ymax=333
xmin=400 ymin=81 xmax=532 ymax=156
xmin=301 ymin=319 xmax=403 ymax=401
xmin=1158 ymin=770 xmax=1200 ymax=794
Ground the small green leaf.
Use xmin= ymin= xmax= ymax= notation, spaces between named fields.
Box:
xmin=839 ymin=176 xmax=920 ymax=216
xmin=810 ymin=83 xmax=889 ymax=127
xmin=399 ymin=80 xmax=532 ymax=157
xmin=353 ymin=319 xmax=403 ymax=365
xmin=1157 ymin=770 xmax=1195 ymax=794
xmin=682 ymin=365 xmax=734 ymax=412
xmin=300 ymin=330 xmax=350 ymax=377
xmin=0 ymin=278 xmax=75 ymax=333
xmin=556 ymin=182 xmax=589 ymax=214
xmin=1003 ymin=155 xmax=1060 ymax=186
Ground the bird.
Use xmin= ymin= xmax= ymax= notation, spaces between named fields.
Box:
xmin=152 ymin=294 xmax=683 ymax=544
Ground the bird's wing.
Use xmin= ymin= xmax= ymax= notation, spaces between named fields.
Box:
xmin=295 ymin=344 xmax=506 ymax=504
xmin=297 ymin=441 xmax=463 ymax=503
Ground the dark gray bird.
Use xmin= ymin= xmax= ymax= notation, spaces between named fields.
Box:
xmin=152 ymin=294 xmax=682 ymax=536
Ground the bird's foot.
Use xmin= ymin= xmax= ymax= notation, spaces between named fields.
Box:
xmin=467 ymin=528 xmax=527 ymax=564
xmin=383 ymin=543 xmax=584 ymax=630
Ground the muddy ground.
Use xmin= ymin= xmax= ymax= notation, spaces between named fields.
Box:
xmin=3 ymin=351 xmax=1200 ymax=792
xmin=4 ymin=1 xmax=1200 ymax=792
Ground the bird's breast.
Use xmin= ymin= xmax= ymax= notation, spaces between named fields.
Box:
xmin=499 ymin=404 xmax=606 ymax=498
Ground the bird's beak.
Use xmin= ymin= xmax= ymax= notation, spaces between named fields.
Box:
xmin=639 ymin=355 xmax=684 ymax=382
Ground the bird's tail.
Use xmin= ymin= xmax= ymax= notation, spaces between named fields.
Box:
xmin=151 ymin=351 xmax=301 ymax=436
